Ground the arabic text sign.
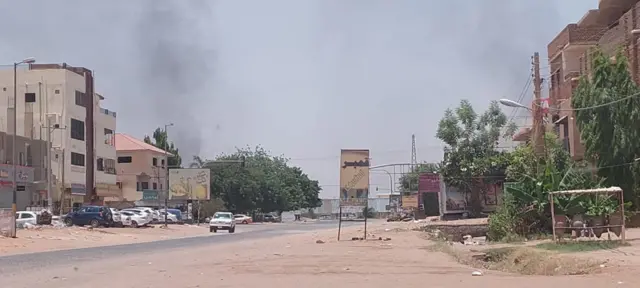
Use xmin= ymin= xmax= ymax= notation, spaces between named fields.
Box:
xmin=418 ymin=173 xmax=441 ymax=193
xmin=169 ymin=168 xmax=211 ymax=200
xmin=401 ymin=195 xmax=418 ymax=208
xmin=339 ymin=149 xmax=369 ymax=206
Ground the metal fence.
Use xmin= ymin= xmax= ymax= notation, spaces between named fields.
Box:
xmin=0 ymin=208 xmax=14 ymax=237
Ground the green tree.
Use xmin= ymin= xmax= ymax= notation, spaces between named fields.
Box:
xmin=207 ymin=146 xmax=322 ymax=213
xmin=572 ymin=48 xmax=640 ymax=205
xmin=436 ymin=100 xmax=513 ymax=216
xmin=144 ymin=128 xmax=182 ymax=168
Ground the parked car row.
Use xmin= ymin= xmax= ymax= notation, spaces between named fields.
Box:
xmin=62 ymin=206 xmax=183 ymax=228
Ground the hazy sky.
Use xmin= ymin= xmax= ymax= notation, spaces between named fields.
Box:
xmin=0 ymin=0 xmax=597 ymax=198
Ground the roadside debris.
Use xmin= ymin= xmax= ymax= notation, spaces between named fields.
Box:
xmin=471 ymin=270 xmax=483 ymax=276
xmin=316 ymin=240 xmax=325 ymax=244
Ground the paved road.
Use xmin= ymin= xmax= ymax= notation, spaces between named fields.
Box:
xmin=0 ymin=221 xmax=356 ymax=275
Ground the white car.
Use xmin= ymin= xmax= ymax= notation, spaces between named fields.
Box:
xmin=158 ymin=210 xmax=179 ymax=223
xmin=15 ymin=211 xmax=38 ymax=228
xmin=209 ymin=212 xmax=236 ymax=233
xmin=135 ymin=207 xmax=160 ymax=222
xmin=234 ymin=214 xmax=252 ymax=224
xmin=122 ymin=208 xmax=153 ymax=223
xmin=109 ymin=208 xmax=122 ymax=226
xmin=119 ymin=210 xmax=151 ymax=228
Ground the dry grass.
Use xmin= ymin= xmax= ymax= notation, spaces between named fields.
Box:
xmin=430 ymin=241 xmax=603 ymax=276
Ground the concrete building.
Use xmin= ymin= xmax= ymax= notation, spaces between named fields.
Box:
xmin=0 ymin=132 xmax=46 ymax=210
xmin=548 ymin=0 xmax=640 ymax=160
xmin=114 ymin=133 xmax=170 ymax=203
xmin=0 ymin=63 xmax=118 ymax=211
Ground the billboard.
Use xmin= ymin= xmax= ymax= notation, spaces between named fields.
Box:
xmin=169 ymin=168 xmax=210 ymax=200
xmin=339 ymin=149 xmax=370 ymax=206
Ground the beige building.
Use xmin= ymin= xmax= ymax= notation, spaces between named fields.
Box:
xmin=0 ymin=63 xmax=117 ymax=210
xmin=114 ymin=133 xmax=171 ymax=203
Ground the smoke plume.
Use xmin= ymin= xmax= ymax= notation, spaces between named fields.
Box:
xmin=134 ymin=0 xmax=214 ymax=161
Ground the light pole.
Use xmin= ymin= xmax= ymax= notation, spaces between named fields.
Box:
xmin=499 ymin=98 xmax=532 ymax=111
xmin=11 ymin=57 xmax=35 ymax=238
xmin=163 ymin=123 xmax=173 ymax=227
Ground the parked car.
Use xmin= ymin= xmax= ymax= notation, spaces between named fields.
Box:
xmin=234 ymin=214 xmax=252 ymax=224
xmin=263 ymin=214 xmax=281 ymax=223
xmin=210 ymin=212 xmax=236 ymax=233
xmin=110 ymin=208 xmax=123 ymax=227
xmin=158 ymin=210 xmax=179 ymax=223
xmin=121 ymin=208 xmax=154 ymax=223
xmin=64 ymin=206 xmax=113 ymax=228
xmin=166 ymin=209 xmax=183 ymax=222
xmin=119 ymin=210 xmax=152 ymax=228
xmin=135 ymin=207 xmax=160 ymax=222
xmin=15 ymin=211 xmax=38 ymax=228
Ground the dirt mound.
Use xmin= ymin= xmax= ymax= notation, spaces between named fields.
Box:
xmin=420 ymin=224 xmax=488 ymax=242
xmin=434 ymin=244 xmax=603 ymax=276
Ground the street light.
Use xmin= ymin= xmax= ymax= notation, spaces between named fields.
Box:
xmin=499 ymin=98 xmax=532 ymax=111
xmin=163 ymin=123 xmax=174 ymax=227
xmin=11 ymin=57 xmax=36 ymax=238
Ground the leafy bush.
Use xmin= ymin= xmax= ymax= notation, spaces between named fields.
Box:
xmin=487 ymin=194 xmax=521 ymax=242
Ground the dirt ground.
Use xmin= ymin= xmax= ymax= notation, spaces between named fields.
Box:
xmin=0 ymin=224 xmax=210 ymax=256
xmin=4 ymin=221 xmax=640 ymax=288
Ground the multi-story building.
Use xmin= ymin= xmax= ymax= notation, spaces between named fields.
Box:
xmin=114 ymin=133 xmax=170 ymax=203
xmin=0 ymin=63 xmax=118 ymax=211
xmin=548 ymin=0 xmax=640 ymax=160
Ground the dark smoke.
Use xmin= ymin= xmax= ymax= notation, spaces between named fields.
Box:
xmin=134 ymin=0 xmax=214 ymax=161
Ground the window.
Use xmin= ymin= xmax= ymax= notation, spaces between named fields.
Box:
xmin=71 ymin=152 xmax=85 ymax=166
xmin=75 ymin=90 xmax=86 ymax=107
xmin=18 ymin=152 xmax=24 ymax=166
xmin=160 ymin=183 xmax=163 ymax=190
xmin=152 ymin=158 xmax=157 ymax=166
xmin=25 ymin=92 xmax=36 ymax=103
xmin=97 ymin=158 xmax=104 ymax=171
xmin=25 ymin=144 xmax=32 ymax=166
xmin=117 ymin=156 xmax=132 ymax=163
xmin=141 ymin=182 xmax=149 ymax=190
xmin=161 ymin=159 xmax=165 ymax=167
xmin=70 ymin=118 xmax=85 ymax=141
xmin=136 ymin=182 xmax=141 ymax=191
xmin=104 ymin=159 xmax=116 ymax=174
xmin=153 ymin=182 xmax=157 ymax=190
xmin=104 ymin=128 xmax=114 ymax=146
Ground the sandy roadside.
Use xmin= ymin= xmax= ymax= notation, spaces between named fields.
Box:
xmin=4 ymin=221 xmax=639 ymax=288
xmin=0 ymin=224 xmax=212 ymax=256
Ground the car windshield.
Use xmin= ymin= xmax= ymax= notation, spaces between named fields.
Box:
xmin=214 ymin=213 xmax=231 ymax=219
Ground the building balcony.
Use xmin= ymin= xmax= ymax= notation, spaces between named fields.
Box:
xmin=548 ymin=24 xmax=607 ymax=60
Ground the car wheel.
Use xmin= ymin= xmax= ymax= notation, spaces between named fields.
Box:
xmin=229 ymin=227 xmax=235 ymax=233
xmin=213 ymin=228 xmax=217 ymax=233
xmin=131 ymin=221 xmax=138 ymax=228
xmin=64 ymin=218 xmax=73 ymax=227
xmin=209 ymin=227 xmax=214 ymax=232
xmin=89 ymin=219 xmax=100 ymax=228
xmin=242 ymin=220 xmax=248 ymax=224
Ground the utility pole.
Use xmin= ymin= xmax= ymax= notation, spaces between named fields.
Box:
xmin=532 ymin=52 xmax=544 ymax=156
xmin=163 ymin=123 xmax=173 ymax=227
